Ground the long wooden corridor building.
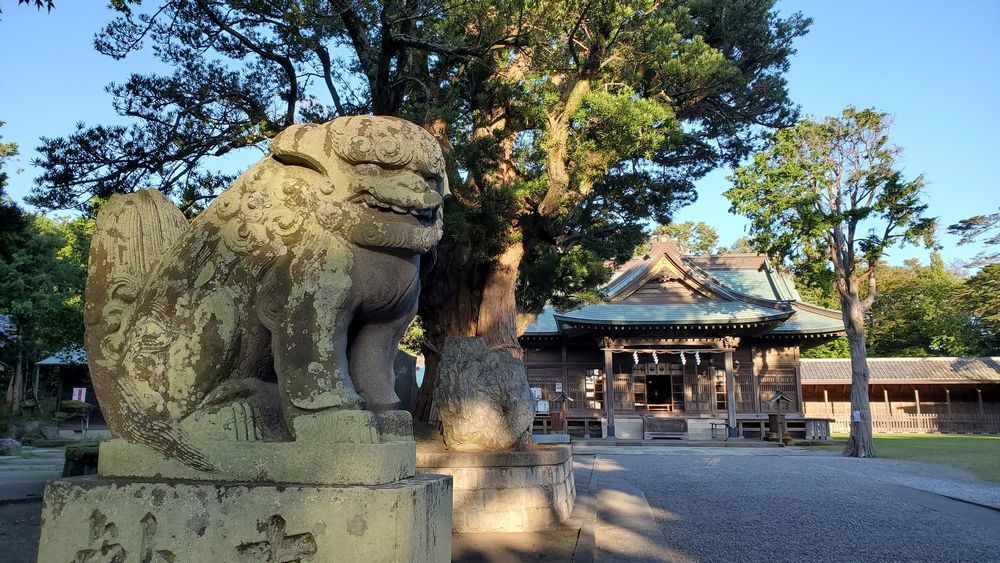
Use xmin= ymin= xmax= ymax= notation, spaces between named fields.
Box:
xmin=520 ymin=238 xmax=845 ymax=439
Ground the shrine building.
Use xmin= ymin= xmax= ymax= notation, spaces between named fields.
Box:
xmin=520 ymin=237 xmax=845 ymax=440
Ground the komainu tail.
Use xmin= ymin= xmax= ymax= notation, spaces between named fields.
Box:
xmin=84 ymin=190 xmax=188 ymax=362
xmin=84 ymin=191 xmax=215 ymax=470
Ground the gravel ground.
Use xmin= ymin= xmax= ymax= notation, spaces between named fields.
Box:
xmin=595 ymin=452 xmax=1000 ymax=562
xmin=0 ymin=503 xmax=42 ymax=563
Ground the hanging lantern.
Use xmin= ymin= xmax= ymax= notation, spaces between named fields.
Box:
xmin=653 ymin=351 xmax=659 ymax=364
xmin=695 ymin=351 xmax=701 ymax=366
xmin=680 ymin=351 xmax=686 ymax=365
xmin=633 ymin=351 xmax=639 ymax=365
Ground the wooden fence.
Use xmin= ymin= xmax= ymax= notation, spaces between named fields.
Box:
xmin=829 ymin=413 xmax=1000 ymax=435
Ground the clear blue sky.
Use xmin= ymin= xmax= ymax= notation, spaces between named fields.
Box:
xmin=2 ymin=1 xmax=998 ymax=265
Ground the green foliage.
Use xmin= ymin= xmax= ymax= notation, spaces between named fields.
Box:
xmin=801 ymin=337 xmax=849 ymax=359
xmin=866 ymin=254 xmax=985 ymax=356
xmin=948 ymin=207 xmax=999 ymax=265
xmin=0 ymin=0 xmax=53 ymax=17
xmin=0 ymin=215 xmax=91 ymax=374
xmin=653 ymin=221 xmax=720 ymax=254
xmin=398 ymin=316 xmax=425 ymax=357
xmin=726 ymin=107 xmax=935 ymax=315
xmin=519 ymin=245 xmax=614 ymax=313
xmin=0 ymin=122 xmax=28 ymax=259
xmin=957 ymin=263 xmax=1000 ymax=353
xmin=720 ymin=236 xmax=754 ymax=254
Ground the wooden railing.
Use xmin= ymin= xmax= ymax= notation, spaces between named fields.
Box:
xmin=829 ymin=413 xmax=1000 ymax=435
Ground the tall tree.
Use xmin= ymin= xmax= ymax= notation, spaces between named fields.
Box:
xmin=726 ymin=107 xmax=935 ymax=457
xmin=0 ymin=216 xmax=90 ymax=414
xmin=28 ymin=0 xmax=809 ymax=421
xmin=653 ymin=221 xmax=720 ymax=254
xmin=957 ymin=264 xmax=1000 ymax=354
xmin=0 ymin=122 xmax=28 ymax=258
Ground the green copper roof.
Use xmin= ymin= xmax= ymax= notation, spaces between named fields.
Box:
xmin=769 ymin=306 xmax=844 ymax=334
xmin=552 ymin=302 xmax=792 ymax=327
xmin=706 ymin=268 xmax=801 ymax=302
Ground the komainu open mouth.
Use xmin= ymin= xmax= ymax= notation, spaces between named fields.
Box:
xmin=350 ymin=191 xmax=439 ymax=225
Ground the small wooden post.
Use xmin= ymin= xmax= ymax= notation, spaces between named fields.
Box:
xmin=603 ymin=348 xmax=616 ymax=438
xmin=978 ymin=388 xmax=984 ymax=415
xmin=724 ymin=351 xmax=738 ymax=438
xmin=914 ymin=388 xmax=921 ymax=415
xmin=883 ymin=389 xmax=891 ymax=418
xmin=946 ymin=389 xmax=952 ymax=415
xmin=824 ymin=389 xmax=830 ymax=416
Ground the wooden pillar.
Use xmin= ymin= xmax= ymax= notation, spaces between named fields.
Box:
xmin=978 ymin=388 xmax=984 ymax=415
xmin=946 ymin=388 xmax=951 ymax=415
xmin=603 ymin=348 xmax=616 ymax=438
xmin=914 ymin=388 xmax=921 ymax=415
xmin=724 ymin=351 xmax=737 ymax=438
xmin=883 ymin=388 xmax=891 ymax=418
xmin=823 ymin=389 xmax=830 ymax=416
xmin=561 ymin=344 xmax=568 ymax=403
xmin=750 ymin=346 xmax=761 ymax=413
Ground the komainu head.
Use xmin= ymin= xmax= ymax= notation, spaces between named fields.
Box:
xmin=270 ymin=116 xmax=449 ymax=254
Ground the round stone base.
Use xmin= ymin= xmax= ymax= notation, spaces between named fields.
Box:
xmin=416 ymin=444 xmax=575 ymax=532
xmin=37 ymin=474 xmax=452 ymax=562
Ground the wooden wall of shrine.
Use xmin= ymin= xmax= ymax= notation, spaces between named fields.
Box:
xmin=522 ymin=339 xmax=803 ymax=417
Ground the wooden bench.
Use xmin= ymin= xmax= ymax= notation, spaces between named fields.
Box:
xmin=643 ymin=418 xmax=688 ymax=439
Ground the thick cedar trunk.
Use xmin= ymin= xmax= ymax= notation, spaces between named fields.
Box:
xmin=841 ymin=299 xmax=876 ymax=457
xmin=476 ymin=241 xmax=524 ymax=359
xmin=413 ymin=238 xmax=525 ymax=422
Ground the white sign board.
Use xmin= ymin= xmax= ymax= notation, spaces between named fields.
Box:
xmin=531 ymin=387 xmax=542 ymax=400
xmin=555 ymin=383 xmax=563 ymax=393
xmin=536 ymin=400 xmax=550 ymax=414
xmin=72 ymin=388 xmax=87 ymax=402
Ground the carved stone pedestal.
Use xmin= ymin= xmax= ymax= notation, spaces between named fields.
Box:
xmin=37 ymin=474 xmax=452 ymax=562
xmin=416 ymin=444 xmax=574 ymax=532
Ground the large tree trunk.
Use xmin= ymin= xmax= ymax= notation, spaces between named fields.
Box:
xmin=841 ymin=299 xmax=875 ymax=457
xmin=476 ymin=240 xmax=524 ymax=359
xmin=4 ymin=348 xmax=24 ymax=416
xmin=413 ymin=236 xmax=525 ymax=423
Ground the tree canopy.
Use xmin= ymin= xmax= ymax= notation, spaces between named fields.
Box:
xmin=653 ymin=221 xmax=720 ymax=255
xmin=726 ymin=106 xmax=934 ymax=457
xmin=28 ymin=0 xmax=811 ymax=419
xmin=948 ymin=207 xmax=999 ymax=265
xmin=866 ymin=254 xmax=985 ymax=357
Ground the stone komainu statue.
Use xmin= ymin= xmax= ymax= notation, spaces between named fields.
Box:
xmin=84 ymin=116 xmax=447 ymax=471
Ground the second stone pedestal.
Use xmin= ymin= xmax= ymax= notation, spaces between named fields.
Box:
xmin=416 ymin=444 xmax=574 ymax=532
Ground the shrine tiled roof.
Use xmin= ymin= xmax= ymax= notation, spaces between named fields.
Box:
xmin=37 ymin=345 xmax=87 ymax=366
xmin=801 ymin=357 xmax=1000 ymax=384
xmin=522 ymin=238 xmax=844 ymax=338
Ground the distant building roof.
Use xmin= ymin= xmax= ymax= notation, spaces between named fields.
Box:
xmin=801 ymin=357 xmax=1000 ymax=385
xmin=0 ymin=315 xmax=15 ymax=345
xmin=37 ymin=345 xmax=87 ymax=367
xmin=523 ymin=238 xmax=844 ymax=339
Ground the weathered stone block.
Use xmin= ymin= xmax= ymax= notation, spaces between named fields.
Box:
xmin=416 ymin=445 xmax=575 ymax=532
xmin=37 ymin=474 xmax=453 ymax=563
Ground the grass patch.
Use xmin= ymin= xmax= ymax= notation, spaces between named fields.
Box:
xmin=830 ymin=434 xmax=1000 ymax=482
